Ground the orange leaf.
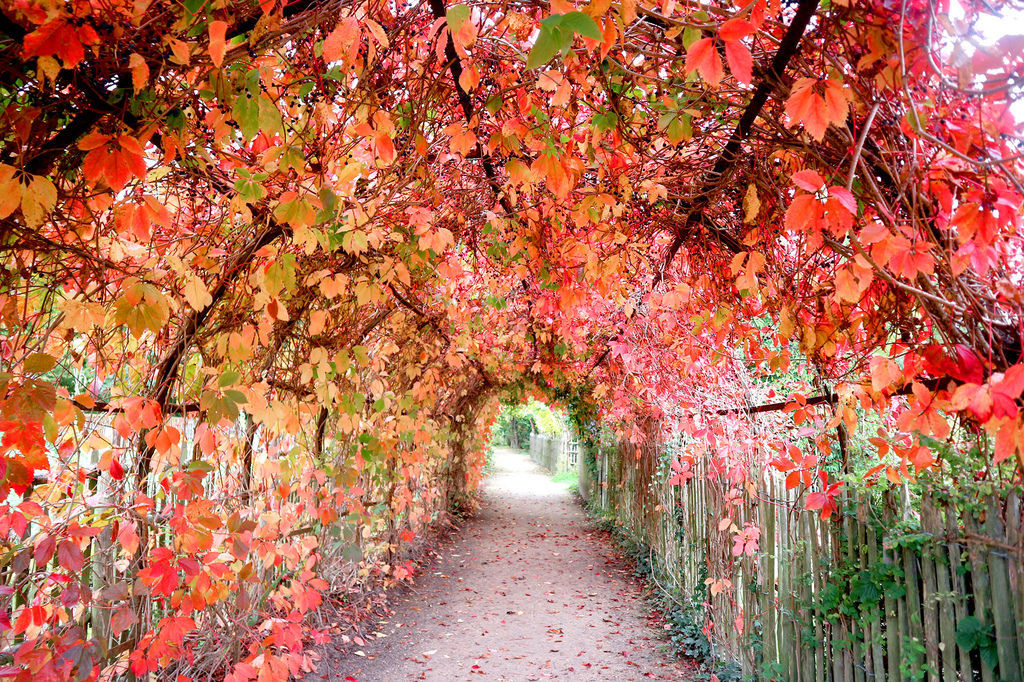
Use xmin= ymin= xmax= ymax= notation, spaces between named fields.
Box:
xmin=323 ymin=17 xmax=361 ymax=69
xmin=208 ymin=20 xmax=228 ymax=68
xmin=129 ymin=53 xmax=149 ymax=93
xmin=834 ymin=266 xmax=863 ymax=303
xmin=869 ymin=355 xmax=900 ymax=393
xmin=785 ymin=78 xmax=850 ymax=141
xmin=375 ymin=133 xmax=395 ymax=164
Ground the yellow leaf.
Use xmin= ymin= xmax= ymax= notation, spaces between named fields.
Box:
xmin=113 ymin=280 xmax=170 ymax=338
xmin=24 ymin=353 xmax=57 ymax=374
xmin=37 ymin=56 xmax=60 ymax=83
xmin=21 ymin=175 xmax=57 ymax=226
xmin=742 ymin=183 xmax=760 ymax=223
xmin=183 ymin=276 xmax=213 ymax=311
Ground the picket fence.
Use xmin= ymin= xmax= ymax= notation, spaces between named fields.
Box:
xmin=585 ymin=436 xmax=1024 ymax=682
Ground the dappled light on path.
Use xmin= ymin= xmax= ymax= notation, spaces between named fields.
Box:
xmin=309 ymin=448 xmax=690 ymax=681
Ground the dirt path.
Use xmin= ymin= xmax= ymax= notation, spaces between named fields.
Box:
xmin=308 ymin=448 xmax=691 ymax=681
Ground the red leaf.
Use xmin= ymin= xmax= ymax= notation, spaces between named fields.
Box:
xmin=828 ymin=186 xmax=857 ymax=214
xmin=792 ymin=170 xmax=826 ymax=192
xmin=111 ymin=606 xmax=139 ymax=635
xmin=995 ymin=364 xmax=1024 ymax=400
xmin=724 ymin=41 xmax=752 ymax=85
xmin=719 ymin=18 xmax=755 ymax=42
xmin=0 ymin=420 xmax=47 ymax=471
xmin=109 ymin=456 xmax=124 ymax=480
xmin=22 ymin=20 xmax=96 ymax=68
xmin=57 ymin=540 xmax=85 ymax=571
xmin=34 ymin=535 xmax=55 ymax=565
xmin=953 ymin=345 xmax=985 ymax=384
xmin=685 ymin=38 xmax=723 ymax=87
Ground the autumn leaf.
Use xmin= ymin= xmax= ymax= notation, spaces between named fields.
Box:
xmin=719 ymin=19 xmax=754 ymax=85
xmin=742 ymin=184 xmax=760 ymax=223
xmin=323 ymin=17 xmax=361 ymax=69
xmin=57 ymin=540 xmax=84 ymax=571
xmin=685 ymin=38 xmax=723 ymax=87
xmin=24 ymin=353 xmax=57 ymax=374
xmin=22 ymin=19 xmax=100 ymax=69
xmin=20 ymin=174 xmax=57 ymax=226
xmin=446 ymin=4 xmax=478 ymax=48
xmin=81 ymin=135 xmax=148 ymax=192
xmin=184 ymin=276 xmax=213 ymax=311
xmin=129 ymin=53 xmax=149 ymax=93
xmin=724 ymin=41 xmax=753 ymax=85
xmin=208 ymin=20 xmax=228 ymax=68
xmin=111 ymin=607 xmax=139 ymax=636
xmin=0 ymin=420 xmax=47 ymax=470
xmin=0 ymin=165 xmax=21 ymax=219
xmin=785 ymin=78 xmax=851 ymax=140
xmin=870 ymin=355 xmax=901 ymax=392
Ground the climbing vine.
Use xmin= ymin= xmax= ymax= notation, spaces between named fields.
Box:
xmin=0 ymin=0 xmax=1022 ymax=678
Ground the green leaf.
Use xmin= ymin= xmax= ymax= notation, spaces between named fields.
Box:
xmin=682 ymin=26 xmax=702 ymax=49
xmin=559 ymin=11 xmax=602 ymax=40
xmin=223 ymin=389 xmax=248 ymax=404
xmin=257 ymin=96 xmax=284 ymax=137
xmin=218 ymin=370 xmax=240 ymax=387
xmin=527 ymin=24 xmax=561 ymax=69
xmin=233 ymin=93 xmax=259 ymax=140
xmin=341 ymin=542 xmax=362 ymax=562
xmin=980 ymin=643 xmax=999 ymax=670
xmin=954 ymin=616 xmax=987 ymax=651
xmin=446 ymin=4 xmax=471 ymax=32
xmin=527 ymin=12 xmax=600 ymax=69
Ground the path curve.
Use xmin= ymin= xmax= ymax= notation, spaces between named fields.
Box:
xmin=308 ymin=448 xmax=691 ymax=681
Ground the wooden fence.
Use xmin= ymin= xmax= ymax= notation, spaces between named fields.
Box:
xmin=528 ymin=431 xmax=579 ymax=474
xmin=2 ymin=408 xmax=451 ymax=678
xmin=588 ymin=437 xmax=1024 ymax=682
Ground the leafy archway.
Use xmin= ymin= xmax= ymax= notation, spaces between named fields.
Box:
xmin=0 ymin=0 xmax=1021 ymax=678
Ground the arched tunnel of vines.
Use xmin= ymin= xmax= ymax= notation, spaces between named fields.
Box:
xmin=1 ymin=0 xmax=1024 ymax=678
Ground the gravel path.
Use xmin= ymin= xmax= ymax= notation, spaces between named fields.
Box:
xmin=308 ymin=447 xmax=691 ymax=681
